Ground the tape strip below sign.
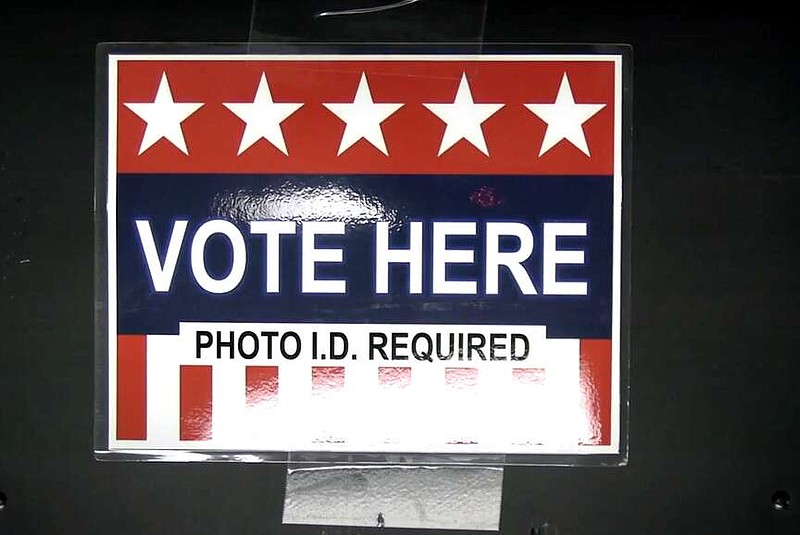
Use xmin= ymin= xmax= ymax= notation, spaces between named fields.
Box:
xmin=283 ymin=465 xmax=504 ymax=530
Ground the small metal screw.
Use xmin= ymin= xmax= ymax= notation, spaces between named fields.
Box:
xmin=772 ymin=490 xmax=791 ymax=511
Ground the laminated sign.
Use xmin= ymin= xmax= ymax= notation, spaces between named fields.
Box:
xmin=96 ymin=46 xmax=630 ymax=463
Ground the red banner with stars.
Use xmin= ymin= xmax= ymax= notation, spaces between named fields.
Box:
xmin=114 ymin=58 xmax=615 ymax=175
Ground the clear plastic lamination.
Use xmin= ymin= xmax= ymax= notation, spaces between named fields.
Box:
xmin=94 ymin=42 xmax=631 ymax=466
xmin=250 ymin=0 xmax=491 ymax=44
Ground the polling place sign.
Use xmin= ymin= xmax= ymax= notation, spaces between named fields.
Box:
xmin=95 ymin=46 xmax=629 ymax=462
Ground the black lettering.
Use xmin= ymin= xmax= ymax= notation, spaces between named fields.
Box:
xmin=260 ymin=331 xmax=278 ymax=359
xmin=369 ymin=332 xmax=389 ymax=360
xmin=196 ymin=331 xmax=213 ymax=359
xmin=411 ymin=333 xmax=433 ymax=361
xmin=392 ymin=332 xmax=408 ymax=360
xmin=489 ymin=333 xmax=507 ymax=360
xmin=436 ymin=332 xmax=454 ymax=360
xmin=217 ymin=330 xmax=234 ymax=359
xmin=237 ymin=331 xmax=259 ymax=359
xmin=510 ymin=333 xmax=529 ymax=361
xmin=329 ymin=332 xmax=348 ymax=360
xmin=467 ymin=333 xmax=486 ymax=360
xmin=280 ymin=331 xmax=301 ymax=360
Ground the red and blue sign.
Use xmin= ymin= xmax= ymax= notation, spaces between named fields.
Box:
xmin=97 ymin=48 xmax=628 ymax=461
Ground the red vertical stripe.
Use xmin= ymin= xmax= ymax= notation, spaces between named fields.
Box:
xmin=379 ymin=367 xmax=411 ymax=388
xmin=580 ymin=339 xmax=612 ymax=446
xmin=180 ymin=366 xmax=212 ymax=441
xmin=512 ymin=367 xmax=546 ymax=385
xmin=445 ymin=368 xmax=478 ymax=389
xmin=246 ymin=366 xmax=279 ymax=408
xmin=116 ymin=335 xmax=147 ymax=440
xmin=311 ymin=367 xmax=345 ymax=393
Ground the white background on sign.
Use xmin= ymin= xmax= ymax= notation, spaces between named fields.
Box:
xmin=110 ymin=322 xmax=590 ymax=453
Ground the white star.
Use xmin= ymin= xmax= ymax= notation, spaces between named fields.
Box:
xmin=423 ymin=73 xmax=504 ymax=156
xmin=124 ymin=73 xmax=203 ymax=155
xmin=323 ymin=73 xmax=403 ymax=156
xmin=223 ymin=73 xmax=303 ymax=156
xmin=525 ymin=73 xmax=606 ymax=157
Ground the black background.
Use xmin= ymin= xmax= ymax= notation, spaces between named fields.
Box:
xmin=1 ymin=2 xmax=798 ymax=534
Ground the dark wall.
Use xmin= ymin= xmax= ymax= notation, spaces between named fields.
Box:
xmin=1 ymin=3 xmax=798 ymax=534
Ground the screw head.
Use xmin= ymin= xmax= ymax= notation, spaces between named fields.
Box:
xmin=772 ymin=490 xmax=791 ymax=511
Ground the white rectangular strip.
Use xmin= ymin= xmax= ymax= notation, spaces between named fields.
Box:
xmin=283 ymin=465 xmax=504 ymax=531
